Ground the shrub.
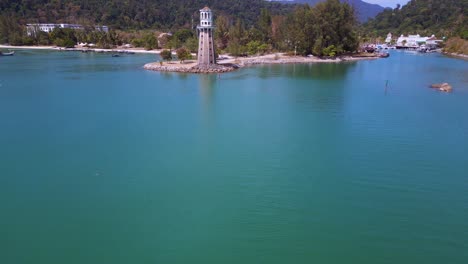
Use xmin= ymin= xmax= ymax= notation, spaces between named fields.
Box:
xmin=322 ymin=45 xmax=337 ymax=57
xmin=443 ymin=37 xmax=468 ymax=55
xmin=246 ymin=41 xmax=269 ymax=55
xmin=160 ymin=49 xmax=172 ymax=61
xmin=176 ymin=47 xmax=191 ymax=63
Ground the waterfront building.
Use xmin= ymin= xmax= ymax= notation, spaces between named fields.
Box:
xmin=197 ymin=7 xmax=216 ymax=66
xmin=26 ymin=23 xmax=109 ymax=36
xmin=396 ymin=34 xmax=440 ymax=48
xmin=385 ymin=33 xmax=392 ymax=43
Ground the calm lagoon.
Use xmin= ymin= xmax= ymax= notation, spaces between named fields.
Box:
xmin=1 ymin=50 xmax=467 ymax=263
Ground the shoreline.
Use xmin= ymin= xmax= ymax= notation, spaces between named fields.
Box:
xmin=443 ymin=52 xmax=468 ymax=60
xmin=0 ymin=44 xmax=163 ymax=54
xmin=144 ymin=53 xmax=380 ymax=74
xmin=1 ymin=45 xmax=381 ymax=74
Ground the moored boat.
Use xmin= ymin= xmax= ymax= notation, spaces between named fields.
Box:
xmin=379 ymin=52 xmax=390 ymax=58
xmin=364 ymin=46 xmax=375 ymax=53
xmin=0 ymin=50 xmax=15 ymax=56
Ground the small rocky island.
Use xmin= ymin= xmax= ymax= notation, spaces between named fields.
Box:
xmin=144 ymin=61 xmax=237 ymax=73
xmin=430 ymin=83 xmax=453 ymax=92
xmin=145 ymin=7 xmax=235 ymax=74
xmin=143 ymin=6 xmax=381 ymax=74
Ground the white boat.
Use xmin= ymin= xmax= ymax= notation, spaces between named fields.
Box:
xmin=0 ymin=50 xmax=15 ymax=56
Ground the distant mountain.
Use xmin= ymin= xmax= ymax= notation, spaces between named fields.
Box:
xmin=363 ymin=0 xmax=467 ymax=38
xmin=267 ymin=0 xmax=385 ymax=22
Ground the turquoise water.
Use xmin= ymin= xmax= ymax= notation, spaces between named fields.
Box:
xmin=1 ymin=50 xmax=467 ymax=263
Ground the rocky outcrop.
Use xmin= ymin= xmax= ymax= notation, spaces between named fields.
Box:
xmin=143 ymin=63 xmax=236 ymax=73
xmin=191 ymin=64 xmax=238 ymax=73
xmin=143 ymin=54 xmax=381 ymax=74
xmin=430 ymin=83 xmax=453 ymax=92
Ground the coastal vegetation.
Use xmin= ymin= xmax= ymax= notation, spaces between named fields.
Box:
xmin=0 ymin=0 xmax=293 ymax=31
xmin=4 ymin=0 xmax=465 ymax=58
xmin=442 ymin=37 xmax=468 ymax=56
xmin=175 ymin=47 xmax=191 ymax=63
xmin=277 ymin=0 xmax=384 ymax=22
xmin=363 ymin=0 xmax=467 ymax=39
xmin=160 ymin=50 xmax=173 ymax=61
xmin=216 ymin=0 xmax=359 ymax=57
xmin=1 ymin=0 xmax=359 ymax=56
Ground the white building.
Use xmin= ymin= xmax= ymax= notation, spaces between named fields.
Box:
xmin=385 ymin=33 xmax=392 ymax=43
xmin=26 ymin=23 xmax=109 ymax=36
xmin=396 ymin=34 xmax=437 ymax=48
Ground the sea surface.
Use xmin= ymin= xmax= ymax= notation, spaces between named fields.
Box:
xmin=1 ymin=50 xmax=467 ymax=264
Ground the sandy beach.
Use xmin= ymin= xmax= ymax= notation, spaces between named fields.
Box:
xmin=0 ymin=44 xmax=164 ymax=54
xmin=1 ymin=45 xmax=380 ymax=74
xmin=443 ymin=52 xmax=468 ymax=60
xmin=221 ymin=53 xmax=379 ymax=65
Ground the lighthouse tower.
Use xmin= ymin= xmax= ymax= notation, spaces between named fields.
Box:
xmin=197 ymin=6 xmax=216 ymax=66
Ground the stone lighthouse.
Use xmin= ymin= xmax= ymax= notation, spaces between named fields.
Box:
xmin=197 ymin=6 xmax=216 ymax=66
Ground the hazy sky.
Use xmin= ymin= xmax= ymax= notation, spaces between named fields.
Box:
xmin=364 ymin=0 xmax=410 ymax=8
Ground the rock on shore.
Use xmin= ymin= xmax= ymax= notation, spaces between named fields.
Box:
xmin=143 ymin=53 xmax=380 ymax=74
xmin=430 ymin=83 xmax=453 ymax=92
xmin=143 ymin=62 xmax=236 ymax=73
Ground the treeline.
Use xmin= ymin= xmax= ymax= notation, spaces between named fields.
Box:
xmin=214 ymin=0 xmax=359 ymax=56
xmin=284 ymin=0 xmax=384 ymax=22
xmin=363 ymin=0 xmax=467 ymax=39
xmin=0 ymin=0 xmax=291 ymax=48
xmin=1 ymin=0 xmax=360 ymax=57
xmin=443 ymin=37 xmax=468 ymax=55
xmin=1 ymin=22 xmax=200 ymax=52
xmin=0 ymin=0 xmax=293 ymax=30
xmin=160 ymin=0 xmax=359 ymax=56
xmin=15 ymin=26 xmax=160 ymax=50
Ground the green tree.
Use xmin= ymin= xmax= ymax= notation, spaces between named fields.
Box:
xmin=257 ymin=8 xmax=272 ymax=43
xmin=227 ymin=18 xmax=247 ymax=56
xmin=322 ymin=45 xmax=337 ymax=57
xmin=283 ymin=0 xmax=359 ymax=56
xmin=176 ymin=47 xmax=191 ymax=63
xmin=143 ymin=32 xmax=158 ymax=50
xmin=246 ymin=40 xmax=269 ymax=55
xmin=50 ymin=28 xmax=77 ymax=48
xmin=171 ymin=29 xmax=194 ymax=49
xmin=160 ymin=49 xmax=172 ymax=61
xmin=184 ymin=37 xmax=198 ymax=53
xmin=282 ymin=5 xmax=312 ymax=55
xmin=0 ymin=14 xmax=24 ymax=45
xmin=215 ymin=15 xmax=230 ymax=50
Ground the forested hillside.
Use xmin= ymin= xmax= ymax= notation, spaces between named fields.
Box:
xmin=274 ymin=0 xmax=384 ymax=22
xmin=217 ymin=0 xmax=359 ymax=56
xmin=0 ymin=0 xmax=293 ymax=30
xmin=1 ymin=0 xmax=360 ymax=58
xmin=363 ymin=0 xmax=467 ymax=38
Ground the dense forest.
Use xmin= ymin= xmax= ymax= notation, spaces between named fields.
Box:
xmin=0 ymin=0 xmax=294 ymax=30
xmin=363 ymin=0 xmax=467 ymax=39
xmin=274 ymin=0 xmax=384 ymax=22
xmin=0 ymin=0 xmax=293 ymax=48
xmin=216 ymin=0 xmax=359 ymax=56
xmin=0 ymin=0 xmax=360 ymax=57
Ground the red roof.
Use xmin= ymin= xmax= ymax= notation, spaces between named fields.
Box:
xmin=201 ymin=6 xmax=211 ymax=11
